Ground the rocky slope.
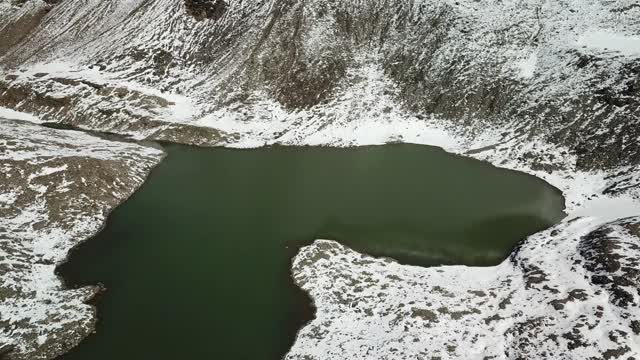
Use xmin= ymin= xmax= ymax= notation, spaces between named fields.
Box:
xmin=0 ymin=0 xmax=639 ymax=359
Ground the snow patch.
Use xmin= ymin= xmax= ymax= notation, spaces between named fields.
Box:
xmin=577 ymin=30 xmax=640 ymax=57
xmin=516 ymin=52 xmax=538 ymax=79
xmin=28 ymin=165 xmax=68 ymax=182
xmin=0 ymin=107 xmax=41 ymax=123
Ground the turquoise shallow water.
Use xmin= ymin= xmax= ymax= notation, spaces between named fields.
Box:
xmin=58 ymin=144 xmax=565 ymax=360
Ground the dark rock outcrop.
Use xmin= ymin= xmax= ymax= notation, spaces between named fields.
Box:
xmin=579 ymin=217 xmax=640 ymax=309
xmin=184 ymin=0 xmax=227 ymax=20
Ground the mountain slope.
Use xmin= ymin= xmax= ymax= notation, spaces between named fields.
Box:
xmin=0 ymin=0 xmax=638 ymax=171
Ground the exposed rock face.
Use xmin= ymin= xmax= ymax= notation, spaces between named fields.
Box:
xmin=184 ymin=0 xmax=227 ymax=21
xmin=0 ymin=118 xmax=164 ymax=360
xmin=579 ymin=218 xmax=640 ymax=310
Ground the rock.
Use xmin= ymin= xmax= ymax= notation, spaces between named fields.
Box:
xmin=184 ymin=0 xmax=227 ymax=20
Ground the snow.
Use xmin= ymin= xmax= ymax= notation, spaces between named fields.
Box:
xmin=27 ymin=165 xmax=68 ymax=181
xmin=577 ymin=30 xmax=640 ymax=57
xmin=0 ymin=107 xmax=42 ymax=123
xmin=191 ymin=57 xmax=464 ymax=151
xmin=9 ymin=63 xmax=200 ymax=126
xmin=0 ymin=192 xmax=17 ymax=205
xmin=516 ymin=52 xmax=538 ymax=79
xmin=571 ymin=195 xmax=640 ymax=224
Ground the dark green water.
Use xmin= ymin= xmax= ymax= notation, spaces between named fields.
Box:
xmin=58 ymin=144 xmax=564 ymax=360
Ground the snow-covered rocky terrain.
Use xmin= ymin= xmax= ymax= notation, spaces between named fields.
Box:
xmin=288 ymin=213 xmax=640 ymax=359
xmin=0 ymin=117 xmax=163 ymax=359
xmin=289 ymin=216 xmax=640 ymax=359
xmin=0 ymin=0 xmax=639 ymax=359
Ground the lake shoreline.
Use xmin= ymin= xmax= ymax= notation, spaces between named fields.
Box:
xmin=55 ymin=141 xmax=564 ymax=360
xmin=2 ymin=111 xmax=638 ymax=360
xmin=0 ymin=118 xmax=165 ymax=360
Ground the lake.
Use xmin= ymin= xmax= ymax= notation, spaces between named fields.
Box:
xmin=58 ymin=143 xmax=565 ymax=360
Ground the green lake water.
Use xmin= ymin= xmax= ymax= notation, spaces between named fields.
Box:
xmin=58 ymin=143 xmax=565 ymax=360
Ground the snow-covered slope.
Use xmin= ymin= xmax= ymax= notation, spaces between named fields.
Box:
xmin=0 ymin=0 xmax=639 ymax=359
xmin=0 ymin=117 xmax=163 ymax=359
xmin=289 ymin=215 xmax=640 ymax=359
xmin=0 ymin=0 xmax=638 ymax=171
